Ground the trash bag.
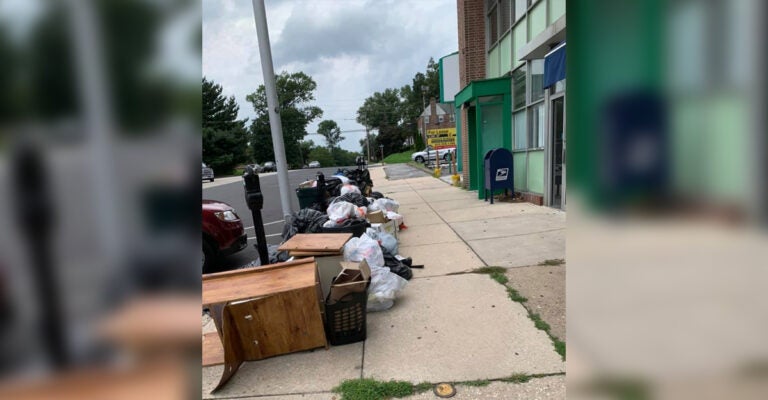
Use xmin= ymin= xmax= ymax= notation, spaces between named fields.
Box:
xmin=386 ymin=211 xmax=404 ymax=227
xmin=366 ymin=228 xmax=398 ymax=255
xmin=331 ymin=192 xmax=369 ymax=207
xmin=240 ymin=244 xmax=290 ymax=268
xmin=282 ymin=208 xmax=329 ymax=241
xmin=381 ymin=248 xmax=412 ymax=280
xmin=370 ymin=191 xmax=385 ymax=200
xmin=327 ymin=201 xmax=363 ymax=225
xmin=367 ymin=265 xmax=408 ymax=312
xmin=343 ymin=233 xmax=384 ymax=268
xmin=325 ymin=177 xmax=344 ymax=197
xmin=373 ymin=198 xmax=400 ymax=213
xmin=340 ymin=184 xmax=361 ymax=195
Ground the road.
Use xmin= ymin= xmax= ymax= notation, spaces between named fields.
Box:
xmin=202 ymin=166 xmax=354 ymax=271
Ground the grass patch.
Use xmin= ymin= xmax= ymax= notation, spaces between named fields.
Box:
xmin=490 ymin=272 xmax=509 ymax=285
xmin=538 ymin=258 xmax=564 ymax=266
xmin=506 ymin=286 xmax=528 ymax=303
xmin=462 ymin=379 xmax=491 ymax=387
xmin=499 ymin=374 xmax=531 ymax=384
xmin=333 ymin=379 xmax=415 ymax=400
xmin=529 ymin=313 xmax=551 ymax=331
xmin=412 ymin=382 xmax=433 ymax=394
xmin=472 ymin=266 xmax=506 ymax=275
xmin=472 ymin=266 xmax=509 ymax=285
xmin=383 ymin=151 xmax=413 ymax=164
xmin=553 ymin=338 xmax=566 ymax=359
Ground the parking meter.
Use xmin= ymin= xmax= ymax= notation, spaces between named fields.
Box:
xmin=10 ymin=142 xmax=68 ymax=368
xmin=243 ymin=165 xmax=268 ymax=265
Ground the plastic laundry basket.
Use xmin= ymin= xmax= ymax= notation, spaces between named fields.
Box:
xmin=324 ymin=291 xmax=367 ymax=346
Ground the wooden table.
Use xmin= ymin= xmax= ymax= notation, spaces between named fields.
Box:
xmin=202 ymin=258 xmax=327 ymax=392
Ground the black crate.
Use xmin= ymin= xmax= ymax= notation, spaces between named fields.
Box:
xmin=319 ymin=219 xmax=369 ymax=237
xmin=324 ymin=291 xmax=367 ymax=346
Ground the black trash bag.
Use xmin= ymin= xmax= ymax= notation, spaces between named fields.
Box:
xmin=282 ymin=208 xmax=329 ymax=241
xmin=370 ymin=191 xmax=385 ymax=200
xmin=324 ymin=177 xmax=344 ymax=197
xmin=332 ymin=192 xmax=369 ymax=207
xmin=239 ymin=244 xmax=290 ymax=268
xmin=382 ymin=248 xmax=413 ymax=280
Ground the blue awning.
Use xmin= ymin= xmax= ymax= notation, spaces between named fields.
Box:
xmin=543 ymin=42 xmax=566 ymax=88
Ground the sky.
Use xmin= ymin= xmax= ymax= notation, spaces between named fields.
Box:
xmin=203 ymin=0 xmax=458 ymax=152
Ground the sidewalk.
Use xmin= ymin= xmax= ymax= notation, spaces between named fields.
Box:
xmin=202 ymin=164 xmax=565 ymax=399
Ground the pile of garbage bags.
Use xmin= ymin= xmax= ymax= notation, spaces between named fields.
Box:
xmin=288 ymin=169 xmax=415 ymax=312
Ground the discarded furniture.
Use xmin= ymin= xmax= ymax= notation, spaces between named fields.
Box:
xmin=202 ymin=258 xmax=327 ymax=392
xmin=278 ymin=233 xmax=352 ymax=302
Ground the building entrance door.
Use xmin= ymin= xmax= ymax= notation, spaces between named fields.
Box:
xmin=550 ymin=96 xmax=565 ymax=209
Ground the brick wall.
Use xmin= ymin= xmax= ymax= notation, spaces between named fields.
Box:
xmin=457 ymin=0 xmax=486 ymax=188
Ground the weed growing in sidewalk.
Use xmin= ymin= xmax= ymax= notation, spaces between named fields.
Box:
xmin=538 ymin=258 xmax=564 ymax=266
xmin=499 ymin=374 xmax=532 ymax=384
xmin=333 ymin=379 xmax=414 ymax=400
xmin=463 ymin=379 xmax=491 ymax=387
xmin=478 ymin=268 xmax=566 ymax=360
xmin=506 ymin=286 xmax=528 ymax=303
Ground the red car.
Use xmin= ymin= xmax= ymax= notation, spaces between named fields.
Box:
xmin=202 ymin=200 xmax=247 ymax=273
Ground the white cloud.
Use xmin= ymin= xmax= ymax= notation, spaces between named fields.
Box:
xmin=203 ymin=0 xmax=457 ymax=152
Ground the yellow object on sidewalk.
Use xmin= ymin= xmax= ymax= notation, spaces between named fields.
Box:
xmin=451 ymin=174 xmax=461 ymax=187
xmin=433 ymin=168 xmax=441 ymax=178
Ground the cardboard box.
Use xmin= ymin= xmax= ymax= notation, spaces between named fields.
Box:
xmin=327 ymin=260 xmax=370 ymax=304
xmin=367 ymin=210 xmax=387 ymax=223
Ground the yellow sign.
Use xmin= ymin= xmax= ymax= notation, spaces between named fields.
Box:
xmin=426 ymin=128 xmax=456 ymax=149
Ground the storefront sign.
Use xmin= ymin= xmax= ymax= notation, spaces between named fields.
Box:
xmin=426 ymin=128 xmax=457 ymax=149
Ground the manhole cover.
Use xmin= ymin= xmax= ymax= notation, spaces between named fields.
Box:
xmin=433 ymin=382 xmax=456 ymax=398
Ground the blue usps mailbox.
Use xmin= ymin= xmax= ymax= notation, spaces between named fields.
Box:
xmin=483 ymin=148 xmax=514 ymax=204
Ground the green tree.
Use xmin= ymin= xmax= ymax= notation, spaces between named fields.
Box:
xmin=247 ymin=71 xmax=323 ymax=169
xmin=317 ymin=119 xmax=345 ymax=149
xmin=202 ymin=77 xmax=248 ymax=173
xmin=308 ymin=147 xmax=334 ymax=167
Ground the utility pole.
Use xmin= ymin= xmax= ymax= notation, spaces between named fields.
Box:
xmin=251 ymin=0 xmax=293 ymax=221
xmin=366 ymin=127 xmax=371 ymax=164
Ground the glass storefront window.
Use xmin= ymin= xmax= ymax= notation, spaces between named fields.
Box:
xmin=530 ymin=59 xmax=544 ymax=102
xmin=513 ymin=110 xmax=527 ymax=149
xmin=529 ymin=103 xmax=545 ymax=148
xmin=512 ymin=66 xmax=526 ymax=109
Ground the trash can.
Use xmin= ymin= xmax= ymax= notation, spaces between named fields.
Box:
xmin=296 ymin=187 xmax=319 ymax=209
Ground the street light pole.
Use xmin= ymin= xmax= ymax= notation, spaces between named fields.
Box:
xmin=251 ymin=0 xmax=293 ymax=221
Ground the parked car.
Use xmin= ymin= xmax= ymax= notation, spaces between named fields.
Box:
xmin=411 ymin=146 xmax=456 ymax=164
xmin=202 ymin=162 xmax=214 ymax=182
xmin=262 ymin=161 xmax=276 ymax=172
xmin=247 ymin=163 xmax=263 ymax=173
xmin=308 ymin=160 xmax=321 ymax=168
xmin=202 ymin=200 xmax=246 ymax=273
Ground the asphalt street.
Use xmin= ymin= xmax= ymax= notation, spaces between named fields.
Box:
xmin=202 ymin=166 xmax=354 ymax=271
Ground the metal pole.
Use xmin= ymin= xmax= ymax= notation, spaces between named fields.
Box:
xmin=67 ymin=0 xmax=122 ymax=271
xmin=366 ymin=127 xmax=371 ymax=163
xmin=251 ymin=0 xmax=293 ymax=221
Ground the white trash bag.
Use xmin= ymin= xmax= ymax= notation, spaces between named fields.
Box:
xmin=373 ymin=198 xmax=400 ymax=212
xmin=367 ymin=266 xmax=408 ymax=312
xmin=340 ymin=184 xmax=361 ymax=195
xmin=366 ymin=228 xmax=398 ymax=255
xmin=343 ymin=233 xmax=384 ymax=268
xmin=326 ymin=201 xmax=360 ymax=224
